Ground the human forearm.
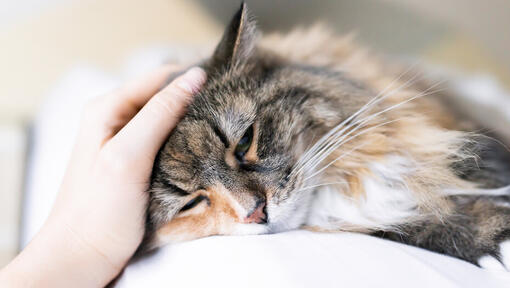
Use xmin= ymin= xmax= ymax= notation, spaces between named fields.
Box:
xmin=0 ymin=219 xmax=119 ymax=287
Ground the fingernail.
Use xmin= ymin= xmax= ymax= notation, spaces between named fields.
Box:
xmin=176 ymin=67 xmax=207 ymax=94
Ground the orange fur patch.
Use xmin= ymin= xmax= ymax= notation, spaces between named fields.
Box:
xmin=156 ymin=183 xmax=246 ymax=243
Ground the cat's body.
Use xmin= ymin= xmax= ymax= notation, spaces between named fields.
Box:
xmin=141 ymin=3 xmax=510 ymax=269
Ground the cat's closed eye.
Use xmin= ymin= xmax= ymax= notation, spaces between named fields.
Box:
xmin=234 ymin=124 xmax=254 ymax=162
xmin=179 ymin=195 xmax=210 ymax=213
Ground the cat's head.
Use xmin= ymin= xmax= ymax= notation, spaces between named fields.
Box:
xmin=144 ymin=3 xmax=371 ymax=248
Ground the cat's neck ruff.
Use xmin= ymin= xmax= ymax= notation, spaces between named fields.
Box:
xmin=306 ymin=155 xmax=423 ymax=232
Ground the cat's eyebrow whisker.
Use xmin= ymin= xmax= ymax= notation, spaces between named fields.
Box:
xmin=296 ymin=83 xmax=446 ymax=177
xmin=292 ymin=62 xmax=422 ymax=174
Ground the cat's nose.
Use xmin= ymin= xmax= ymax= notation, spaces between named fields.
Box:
xmin=244 ymin=201 xmax=267 ymax=224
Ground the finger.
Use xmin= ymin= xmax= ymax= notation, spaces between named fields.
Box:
xmin=106 ymin=67 xmax=206 ymax=164
xmin=110 ymin=64 xmax=181 ymax=109
xmin=80 ymin=65 xmax=182 ymax=146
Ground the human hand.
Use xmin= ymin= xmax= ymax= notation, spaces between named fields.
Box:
xmin=0 ymin=66 xmax=206 ymax=287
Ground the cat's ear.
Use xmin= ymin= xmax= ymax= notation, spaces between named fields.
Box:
xmin=210 ymin=2 xmax=258 ymax=69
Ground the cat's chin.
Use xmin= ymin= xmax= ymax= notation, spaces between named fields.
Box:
xmin=265 ymin=191 xmax=314 ymax=234
xmin=266 ymin=208 xmax=309 ymax=234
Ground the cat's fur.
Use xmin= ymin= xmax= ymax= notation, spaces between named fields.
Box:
xmin=141 ymin=3 xmax=510 ymax=268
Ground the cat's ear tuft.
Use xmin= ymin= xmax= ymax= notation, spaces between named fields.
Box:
xmin=210 ymin=2 xmax=258 ymax=70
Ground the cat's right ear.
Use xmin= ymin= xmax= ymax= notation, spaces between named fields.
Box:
xmin=209 ymin=2 xmax=258 ymax=70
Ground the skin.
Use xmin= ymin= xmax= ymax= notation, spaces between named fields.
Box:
xmin=0 ymin=66 xmax=207 ymax=287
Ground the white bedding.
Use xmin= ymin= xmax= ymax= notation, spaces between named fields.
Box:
xmin=23 ymin=50 xmax=510 ymax=288
xmin=115 ymin=231 xmax=510 ymax=288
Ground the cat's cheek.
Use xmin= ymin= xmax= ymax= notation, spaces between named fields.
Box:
xmin=153 ymin=216 xmax=212 ymax=246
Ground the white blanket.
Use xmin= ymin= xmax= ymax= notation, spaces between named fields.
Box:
xmin=115 ymin=231 xmax=510 ymax=288
xmin=23 ymin=51 xmax=510 ymax=288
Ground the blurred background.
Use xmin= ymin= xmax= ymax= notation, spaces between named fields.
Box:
xmin=1 ymin=0 xmax=510 ymax=266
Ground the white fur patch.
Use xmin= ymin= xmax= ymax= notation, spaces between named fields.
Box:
xmin=306 ymin=155 xmax=420 ymax=231
xmin=267 ymin=189 xmax=314 ymax=233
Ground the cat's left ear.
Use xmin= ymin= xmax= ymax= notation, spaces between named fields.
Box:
xmin=209 ymin=2 xmax=258 ymax=70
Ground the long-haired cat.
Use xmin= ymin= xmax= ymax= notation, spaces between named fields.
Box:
xmin=141 ymin=3 xmax=510 ymax=268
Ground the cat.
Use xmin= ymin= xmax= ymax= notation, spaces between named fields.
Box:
xmin=140 ymin=3 xmax=510 ymax=269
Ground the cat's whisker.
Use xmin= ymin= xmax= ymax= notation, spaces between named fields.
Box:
xmin=303 ymin=141 xmax=372 ymax=181
xmin=303 ymin=115 xmax=377 ymax=173
xmin=292 ymin=62 xmax=422 ymax=174
xmin=317 ymin=78 xmax=446 ymax=160
xmin=297 ymin=71 xmax=420 ymax=168
xmin=307 ymin=71 xmax=431 ymax=163
xmin=302 ymin=110 xmax=396 ymax=174
xmin=308 ymin=85 xmax=446 ymax=172
xmin=292 ymin=68 xmax=426 ymax=176
xmin=302 ymin=118 xmax=405 ymax=175
xmin=299 ymin=84 xmax=446 ymax=176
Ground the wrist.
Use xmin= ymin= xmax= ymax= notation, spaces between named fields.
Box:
xmin=1 ymin=218 xmax=121 ymax=287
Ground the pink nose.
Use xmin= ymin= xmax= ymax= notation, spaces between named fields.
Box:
xmin=244 ymin=201 xmax=267 ymax=224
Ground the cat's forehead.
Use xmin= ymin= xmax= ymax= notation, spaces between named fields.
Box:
xmin=185 ymin=74 xmax=266 ymax=137
xmin=182 ymin=64 xmax=369 ymax=138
